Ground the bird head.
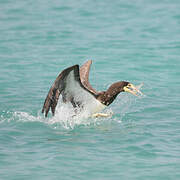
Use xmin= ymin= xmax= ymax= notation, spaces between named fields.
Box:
xmin=97 ymin=81 xmax=143 ymax=106
xmin=123 ymin=82 xmax=143 ymax=96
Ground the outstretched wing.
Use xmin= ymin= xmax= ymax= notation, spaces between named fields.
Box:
xmin=42 ymin=65 xmax=97 ymax=117
xmin=80 ymin=60 xmax=98 ymax=94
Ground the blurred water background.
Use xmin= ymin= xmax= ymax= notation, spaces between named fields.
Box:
xmin=0 ymin=0 xmax=180 ymax=179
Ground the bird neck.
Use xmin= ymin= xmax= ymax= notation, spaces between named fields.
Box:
xmin=105 ymin=90 xmax=121 ymax=105
xmin=97 ymin=81 xmax=128 ymax=106
xmin=97 ymin=90 xmax=123 ymax=106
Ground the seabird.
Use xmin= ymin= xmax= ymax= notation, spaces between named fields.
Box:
xmin=42 ymin=60 xmax=142 ymax=117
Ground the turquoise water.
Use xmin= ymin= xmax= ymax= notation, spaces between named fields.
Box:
xmin=0 ymin=0 xmax=180 ymax=179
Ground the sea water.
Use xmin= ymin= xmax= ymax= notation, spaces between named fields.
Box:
xmin=0 ymin=0 xmax=180 ymax=179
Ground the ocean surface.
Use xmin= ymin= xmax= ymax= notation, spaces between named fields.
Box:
xmin=0 ymin=0 xmax=180 ymax=179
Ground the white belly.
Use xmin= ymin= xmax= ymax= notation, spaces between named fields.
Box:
xmin=65 ymin=71 xmax=107 ymax=116
xmin=83 ymin=98 xmax=107 ymax=115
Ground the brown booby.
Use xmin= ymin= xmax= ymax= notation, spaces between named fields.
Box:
xmin=42 ymin=60 xmax=142 ymax=117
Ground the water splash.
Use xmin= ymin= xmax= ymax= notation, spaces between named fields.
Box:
xmin=0 ymin=107 xmax=114 ymax=130
xmin=47 ymin=102 xmax=115 ymax=129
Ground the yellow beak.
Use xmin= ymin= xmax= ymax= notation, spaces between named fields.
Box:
xmin=123 ymin=83 xmax=143 ymax=96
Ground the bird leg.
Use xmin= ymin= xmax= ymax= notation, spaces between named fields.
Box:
xmin=92 ymin=112 xmax=113 ymax=118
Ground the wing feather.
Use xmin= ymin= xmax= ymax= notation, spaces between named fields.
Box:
xmin=42 ymin=65 xmax=96 ymax=117
xmin=80 ymin=60 xmax=98 ymax=94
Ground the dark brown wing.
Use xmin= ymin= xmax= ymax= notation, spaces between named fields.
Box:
xmin=42 ymin=65 xmax=75 ymax=117
xmin=42 ymin=65 xmax=97 ymax=117
xmin=80 ymin=60 xmax=98 ymax=94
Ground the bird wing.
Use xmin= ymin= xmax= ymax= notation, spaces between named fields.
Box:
xmin=42 ymin=65 xmax=97 ymax=117
xmin=80 ymin=60 xmax=98 ymax=94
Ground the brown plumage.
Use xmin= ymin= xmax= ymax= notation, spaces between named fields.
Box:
xmin=42 ymin=60 xmax=141 ymax=117
xmin=79 ymin=60 xmax=98 ymax=94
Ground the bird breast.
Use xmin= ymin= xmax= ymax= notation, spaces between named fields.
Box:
xmin=85 ymin=98 xmax=107 ymax=115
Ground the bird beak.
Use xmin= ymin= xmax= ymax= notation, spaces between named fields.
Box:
xmin=123 ymin=83 xmax=143 ymax=96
